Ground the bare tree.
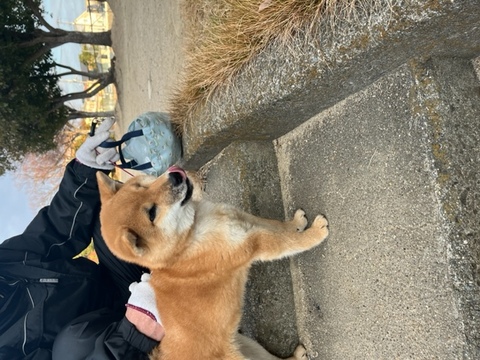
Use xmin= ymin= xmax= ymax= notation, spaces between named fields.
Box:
xmin=14 ymin=121 xmax=92 ymax=210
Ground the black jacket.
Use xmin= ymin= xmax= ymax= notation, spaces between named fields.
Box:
xmin=0 ymin=160 xmax=157 ymax=360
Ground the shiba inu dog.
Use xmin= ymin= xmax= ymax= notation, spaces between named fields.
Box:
xmin=97 ymin=166 xmax=329 ymax=360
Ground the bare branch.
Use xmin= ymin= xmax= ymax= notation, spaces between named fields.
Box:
xmin=49 ymin=70 xmax=114 ymax=111
xmin=24 ymin=0 xmax=62 ymax=33
xmin=52 ymin=62 xmax=108 ymax=79
xmin=54 ymin=63 xmax=80 ymax=72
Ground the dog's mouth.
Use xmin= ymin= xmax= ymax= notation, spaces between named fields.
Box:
xmin=168 ymin=165 xmax=186 ymax=180
xmin=168 ymin=166 xmax=193 ymax=206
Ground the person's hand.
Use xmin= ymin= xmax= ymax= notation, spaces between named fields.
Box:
xmin=76 ymin=118 xmax=120 ymax=170
xmin=125 ymin=273 xmax=165 ymax=342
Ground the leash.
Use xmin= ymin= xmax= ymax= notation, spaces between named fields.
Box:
xmin=112 ymin=160 xmax=136 ymax=178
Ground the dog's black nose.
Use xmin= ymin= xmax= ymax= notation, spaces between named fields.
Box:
xmin=169 ymin=172 xmax=184 ymax=187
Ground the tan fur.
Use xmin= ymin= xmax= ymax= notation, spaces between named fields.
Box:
xmin=97 ymin=168 xmax=329 ymax=360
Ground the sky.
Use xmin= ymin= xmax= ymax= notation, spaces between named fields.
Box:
xmin=0 ymin=0 xmax=86 ymax=243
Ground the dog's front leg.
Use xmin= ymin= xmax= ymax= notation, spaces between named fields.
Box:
xmin=247 ymin=210 xmax=329 ymax=262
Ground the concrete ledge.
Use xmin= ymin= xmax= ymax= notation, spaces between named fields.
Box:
xmin=183 ymin=0 xmax=480 ymax=168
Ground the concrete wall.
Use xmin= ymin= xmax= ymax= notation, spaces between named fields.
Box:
xmin=183 ymin=1 xmax=480 ymax=168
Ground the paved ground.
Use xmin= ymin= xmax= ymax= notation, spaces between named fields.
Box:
xmin=108 ymin=0 xmax=186 ymax=136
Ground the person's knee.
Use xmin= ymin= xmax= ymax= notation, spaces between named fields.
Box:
xmin=52 ymin=309 xmax=119 ymax=360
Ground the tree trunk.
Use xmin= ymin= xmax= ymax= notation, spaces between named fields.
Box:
xmin=22 ymin=30 xmax=112 ymax=65
xmin=66 ymin=110 xmax=115 ymax=120
xmin=50 ymin=30 xmax=112 ymax=47
xmin=24 ymin=29 xmax=112 ymax=48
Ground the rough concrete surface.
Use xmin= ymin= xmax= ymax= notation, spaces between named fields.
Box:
xmin=203 ymin=142 xmax=299 ymax=358
xmin=412 ymin=57 xmax=480 ymax=357
xmin=275 ymin=59 xmax=480 ymax=359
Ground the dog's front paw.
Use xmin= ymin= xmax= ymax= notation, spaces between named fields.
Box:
xmin=293 ymin=344 xmax=308 ymax=359
xmin=311 ymin=214 xmax=329 ymax=241
xmin=312 ymin=214 xmax=328 ymax=229
xmin=292 ymin=209 xmax=308 ymax=232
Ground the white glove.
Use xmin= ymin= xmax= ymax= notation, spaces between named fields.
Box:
xmin=127 ymin=273 xmax=161 ymax=323
xmin=126 ymin=273 xmax=165 ymax=341
xmin=76 ymin=118 xmax=120 ymax=170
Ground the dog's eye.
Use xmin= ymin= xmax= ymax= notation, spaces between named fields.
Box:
xmin=148 ymin=205 xmax=157 ymax=222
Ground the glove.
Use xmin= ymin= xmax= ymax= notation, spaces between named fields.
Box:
xmin=76 ymin=117 xmax=120 ymax=170
xmin=126 ymin=273 xmax=165 ymax=341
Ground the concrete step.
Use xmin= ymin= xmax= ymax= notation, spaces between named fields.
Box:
xmin=275 ymin=57 xmax=480 ymax=359
xmin=203 ymin=141 xmax=299 ymax=358
xmin=203 ymin=57 xmax=480 ymax=359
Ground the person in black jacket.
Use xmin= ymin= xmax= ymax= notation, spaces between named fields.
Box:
xmin=0 ymin=119 xmax=163 ymax=360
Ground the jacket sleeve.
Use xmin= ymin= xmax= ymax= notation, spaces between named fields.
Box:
xmin=52 ymin=308 xmax=158 ymax=360
xmin=0 ymin=159 xmax=108 ymax=262
xmin=89 ymin=318 xmax=158 ymax=360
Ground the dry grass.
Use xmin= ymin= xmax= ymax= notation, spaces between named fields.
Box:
xmin=170 ymin=0 xmax=390 ymax=134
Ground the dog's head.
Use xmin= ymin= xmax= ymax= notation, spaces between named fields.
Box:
xmin=96 ymin=166 xmax=195 ymax=269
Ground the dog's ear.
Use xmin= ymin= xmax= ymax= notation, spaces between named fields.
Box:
xmin=97 ymin=172 xmax=123 ymax=201
xmin=122 ymin=228 xmax=148 ymax=257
